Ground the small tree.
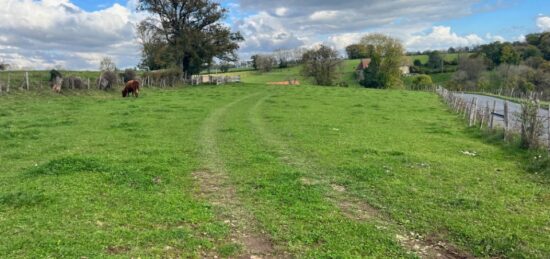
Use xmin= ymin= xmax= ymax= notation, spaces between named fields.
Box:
xmin=359 ymin=34 xmax=405 ymax=89
xmin=100 ymin=57 xmax=117 ymax=72
xmin=254 ymin=55 xmax=277 ymax=73
xmin=426 ymin=51 xmax=444 ymax=70
xmin=362 ymin=53 xmax=383 ymax=88
xmin=0 ymin=63 xmax=9 ymax=71
xmin=301 ymin=45 xmax=342 ymax=86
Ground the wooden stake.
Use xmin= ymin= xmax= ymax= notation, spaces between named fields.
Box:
xmin=25 ymin=72 xmax=29 ymax=90
xmin=547 ymin=105 xmax=550 ymax=149
xmin=470 ymin=97 xmax=477 ymax=126
xmin=504 ymin=101 xmax=509 ymax=137
xmin=7 ymin=73 xmax=10 ymax=92
xmin=490 ymin=100 xmax=496 ymax=129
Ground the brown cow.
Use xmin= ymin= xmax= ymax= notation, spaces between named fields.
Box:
xmin=122 ymin=80 xmax=140 ymax=98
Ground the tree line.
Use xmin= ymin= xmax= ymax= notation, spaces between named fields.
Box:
xmin=449 ymin=32 xmax=550 ymax=99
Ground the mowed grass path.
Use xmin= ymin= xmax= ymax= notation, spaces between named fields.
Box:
xmin=0 ymin=84 xmax=548 ymax=258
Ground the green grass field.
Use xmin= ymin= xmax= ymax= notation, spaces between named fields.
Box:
xmin=1 ymin=65 xmax=549 ymax=258
xmin=0 ymin=79 xmax=550 ymax=258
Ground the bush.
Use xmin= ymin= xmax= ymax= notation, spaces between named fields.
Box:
xmin=143 ymin=68 xmax=183 ymax=87
xmin=62 ymin=77 xmax=85 ymax=89
xmin=279 ymin=59 xmax=289 ymax=69
xmin=121 ymin=69 xmax=136 ymax=83
xmin=411 ymin=75 xmax=433 ymax=90
xmin=220 ymin=63 xmax=230 ymax=73
xmin=518 ymin=100 xmax=544 ymax=149
xmin=98 ymin=71 xmax=117 ymax=90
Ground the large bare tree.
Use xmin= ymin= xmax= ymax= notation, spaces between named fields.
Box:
xmin=137 ymin=0 xmax=243 ymax=76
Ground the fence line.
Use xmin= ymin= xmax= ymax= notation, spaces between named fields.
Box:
xmin=436 ymin=86 xmax=550 ymax=149
xmin=0 ymin=71 xmax=244 ymax=95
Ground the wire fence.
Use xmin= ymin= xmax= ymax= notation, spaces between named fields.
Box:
xmin=437 ymin=86 xmax=550 ymax=150
xmin=0 ymin=71 xmax=244 ymax=95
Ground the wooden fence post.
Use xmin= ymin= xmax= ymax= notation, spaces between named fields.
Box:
xmin=504 ymin=101 xmax=509 ymax=138
xmin=7 ymin=73 xmax=10 ymax=93
xmin=87 ymin=78 xmax=90 ymax=89
xmin=547 ymin=105 xmax=550 ymax=149
xmin=472 ymin=98 xmax=478 ymax=126
xmin=25 ymin=72 xmax=29 ymax=90
xmin=490 ymin=100 xmax=496 ymax=129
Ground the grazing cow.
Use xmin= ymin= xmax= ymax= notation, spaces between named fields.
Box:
xmin=122 ymin=80 xmax=140 ymax=98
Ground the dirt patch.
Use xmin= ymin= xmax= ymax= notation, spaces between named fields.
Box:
xmin=105 ymin=245 xmax=130 ymax=255
xmin=330 ymin=184 xmax=346 ymax=192
xmin=396 ymin=233 xmax=474 ymax=259
xmin=267 ymin=80 xmax=300 ymax=86
xmin=193 ymin=170 xmax=280 ymax=258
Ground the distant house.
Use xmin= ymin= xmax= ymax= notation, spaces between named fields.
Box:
xmin=355 ymin=58 xmax=371 ymax=81
xmin=399 ymin=66 xmax=410 ymax=75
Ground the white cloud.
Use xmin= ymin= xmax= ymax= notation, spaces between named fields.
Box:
xmin=0 ymin=0 xmax=145 ymax=70
xmin=405 ymin=26 xmax=485 ymax=51
xmin=275 ymin=7 xmax=288 ymax=16
xmin=536 ymin=16 xmax=550 ymax=31
xmin=233 ymin=0 xmax=486 ymax=55
xmin=235 ymin=12 xmax=307 ymax=56
xmin=325 ymin=33 xmax=363 ymax=50
xmin=310 ymin=11 xmax=341 ymax=21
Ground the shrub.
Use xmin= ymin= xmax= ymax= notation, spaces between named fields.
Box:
xmin=411 ymin=75 xmax=433 ymax=90
xmin=518 ymin=100 xmax=544 ymax=149
xmin=143 ymin=68 xmax=183 ymax=87
xmin=98 ymin=71 xmax=118 ymax=90
xmin=121 ymin=69 xmax=137 ymax=83
xmin=220 ymin=63 xmax=230 ymax=73
xmin=278 ymin=58 xmax=289 ymax=69
xmin=62 ymin=77 xmax=85 ymax=89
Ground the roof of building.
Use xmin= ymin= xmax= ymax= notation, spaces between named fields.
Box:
xmin=356 ymin=58 xmax=371 ymax=70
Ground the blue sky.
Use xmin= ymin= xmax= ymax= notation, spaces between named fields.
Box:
xmin=0 ymin=0 xmax=549 ymax=69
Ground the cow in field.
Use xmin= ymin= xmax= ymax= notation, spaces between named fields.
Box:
xmin=122 ymin=80 xmax=140 ymax=98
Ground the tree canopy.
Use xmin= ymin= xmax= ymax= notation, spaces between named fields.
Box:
xmin=359 ymin=34 xmax=405 ymax=89
xmin=137 ymin=0 xmax=244 ymax=76
xmin=301 ymin=45 xmax=342 ymax=86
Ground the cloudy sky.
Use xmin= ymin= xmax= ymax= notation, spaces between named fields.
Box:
xmin=0 ymin=0 xmax=549 ymax=70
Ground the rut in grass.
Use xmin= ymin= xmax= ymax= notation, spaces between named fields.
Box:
xmin=195 ymin=92 xmax=283 ymax=258
xmin=248 ymin=94 xmax=473 ymax=259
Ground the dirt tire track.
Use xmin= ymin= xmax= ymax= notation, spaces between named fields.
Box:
xmin=195 ymin=91 xmax=282 ymax=258
xmin=248 ymin=93 xmax=474 ymax=259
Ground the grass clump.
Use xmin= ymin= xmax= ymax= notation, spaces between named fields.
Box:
xmin=27 ymin=157 xmax=107 ymax=176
